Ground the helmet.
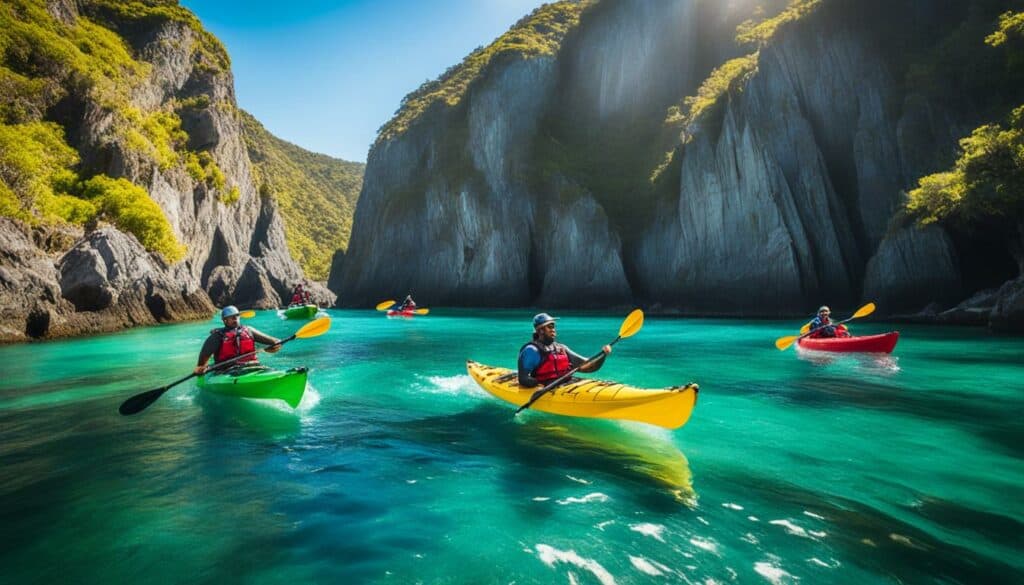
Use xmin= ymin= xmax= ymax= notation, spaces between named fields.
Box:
xmin=817 ymin=305 xmax=831 ymax=314
xmin=221 ymin=305 xmax=240 ymax=318
xmin=532 ymin=313 xmax=559 ymax=328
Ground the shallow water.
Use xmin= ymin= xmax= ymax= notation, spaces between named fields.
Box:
xmin=1 ymin=309 xmax=1021 ymax=584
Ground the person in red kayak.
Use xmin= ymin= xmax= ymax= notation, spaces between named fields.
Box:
xmin=808 ymin=306 xmax=850 ymax=338
xmin=517 ymin=313 xmax=611 ymax=387
xmin=194 ymin=306 xmax=281 ymax=374
xmin=289 ymin=284 xmax=311 ymax=307
xmin=398 ymin=294 xmax=416 ymax=312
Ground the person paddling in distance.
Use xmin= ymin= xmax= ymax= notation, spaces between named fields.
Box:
xmin=194 ymin=306 xmax=282 ymax=375
xmin=517 ymin=313 xmax=611 ymax=388
xmin=808 ymin=305 xmax=850 ymax=339
xmin=398 ymin=293 xmax=416 ymax=312
xmin=289 ymin=283 xmax=311 ymax=307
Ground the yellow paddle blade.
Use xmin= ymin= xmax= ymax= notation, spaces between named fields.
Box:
xmin=414 ymin=308 xmax=429 ymax=315
xmin=239 ymin=310 xmax=256 ymax=319
xmin=376 ymin=300 xmax=396 ymax=311
xmin=775 ymin=335 xmax=799 ymax=351
xmin=852 ymin=302 xmax=876 ymax=319
xmin=800 ymin=322 xmax=810 ymax=334
xmin=618 ymin=309 xmax=644 ymax=339
xmin=296 ymin=317 xmax=331 ymax=338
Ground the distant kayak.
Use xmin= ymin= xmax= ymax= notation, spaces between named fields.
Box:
xmin=386 ymin=308 xmax=416 ymax=317
xmin=798 ymin=331 xmax=899 ymax=354
xmin=466 ymin=360 xmax=698 ymax=429
xmin=282 ymin=304 xmax=318 ymax=319
xmin=197 ymin=365 xmax=307 ymax=408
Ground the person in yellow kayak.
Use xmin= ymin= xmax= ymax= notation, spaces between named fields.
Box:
xmin=194 ymin=306 xmax=282 ymax=375
xmin=517 ymin=313 xmax=611 ymax=387
xmin=808 ymin=305 xmax=850 ymax=338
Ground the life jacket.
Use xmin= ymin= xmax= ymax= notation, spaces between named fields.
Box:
xmin=290 ymin=293 xmax=303 ymax=305
xmin=215 ymin=326 xmax=257 ymax=364
xmin=522 ymin=341 xmax=572 ymax=384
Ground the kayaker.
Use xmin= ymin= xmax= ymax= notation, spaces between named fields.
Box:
xmin=194 ymin=306 xmax=282 ymax=374
xmin=398 ymin=294 xmax=416 ymax=311
xmin=517 ymin=313 xmax=611 ymax=387
xmin=289 ymin=284 xmax=310 ymax=306
xmin=808 ymin=306 xmax=849 ymax=338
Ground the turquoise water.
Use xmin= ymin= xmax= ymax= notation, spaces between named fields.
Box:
xmin=1 ymin=309 xmax=1021 ymax=584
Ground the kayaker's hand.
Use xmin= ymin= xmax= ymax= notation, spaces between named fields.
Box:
xmin=194 ymin=364 xmax=208 ymax=375
xmin=265 ymin=343 xmax=281 ymax=354
xmin=602 ymin=345 xmax=612 ymax=355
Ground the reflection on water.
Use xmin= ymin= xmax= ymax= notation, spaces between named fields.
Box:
xmin=796 ymin=348 xmax=901 ymax=375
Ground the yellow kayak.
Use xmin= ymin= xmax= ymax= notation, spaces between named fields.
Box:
xmin=466 ymin=360 xmax=698 ymax=429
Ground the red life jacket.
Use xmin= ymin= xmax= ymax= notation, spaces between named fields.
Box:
xmin=290 ymin=293 xmax=303 ymax=304
xmin=215 ymin=326 xmax=257 ymax=364
xmin=527 ymin=341 xmax=572 ymax=384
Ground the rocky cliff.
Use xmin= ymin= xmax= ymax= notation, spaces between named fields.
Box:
xmin=0 ymin=0 xmax=335 ymax=343
xmin=334 ymin=0 xmax=1024 ymax=329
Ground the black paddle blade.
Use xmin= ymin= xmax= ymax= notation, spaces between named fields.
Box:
xmin=118 ymin=386 xmax=170 ymax=416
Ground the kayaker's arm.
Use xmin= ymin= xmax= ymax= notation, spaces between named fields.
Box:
xmin=517 ymin=346 xmax=542 ymax=388
xmin=249 ymin=328 xmax=282 ymax=353
xmin=570 ymin=345 xmax=611 ymax=373
xmin=194 ymin=332 xmax=222 ymax=374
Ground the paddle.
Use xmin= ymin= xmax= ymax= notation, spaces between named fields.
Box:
xmin=514 ymin=309 xmax=644 ymax=416
xmin=118 ymin=317 xmax=332 ymax=416
xmin=376 ymin=300 xmax=396 ymax=311
xmin=413 ymin=308 xmax=429 ymax=315
xmin=774 ymin=303 xmax=875 ymax=351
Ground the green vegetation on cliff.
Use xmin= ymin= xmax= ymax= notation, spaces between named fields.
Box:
xmin=0 ymin=0 xmax=244 ymax=262
xmin=377 ymin=0 xmax=597 ymax=143
xmin=240 ymin=110 xmax=364 ymax=280
xmin=907 ymin=11 xmax=1024 ymax=234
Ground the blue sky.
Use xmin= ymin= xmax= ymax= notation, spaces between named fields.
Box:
xmin=180 ymin=0 xmax=546 ymax=162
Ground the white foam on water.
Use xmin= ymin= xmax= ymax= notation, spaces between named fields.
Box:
xmin=802 ymin=510 xmax=824 ymax=520
xmin=689 ymin=537 xmax=719 ymax=554
xmin=596 ymin=520 xmax=615 ymax=531
xmin=754 ymin=561 xmax=797 ymax=585
xmin=722 ymin=503 xmax=744 ymax=510
xmin=557 ymin=492 xmax=609 ymax=505
xmin=741 ymin=533 xmax=760 ymax=545
xmin=568 ymin=571 xmax=579 ymax=585
xmin=406 ymin=479 xmax=417 ymax=484
xmin=769 ymin=519 xmax=814 ymax=539
xmin=419 ymin=374 xmax=483 ymax=397
xmin=628 ymin=523 xmax=666 ymax=542
xmin=295 ymin=384 xmax=321 ymax=412
xmin=807 ymin=557 xmax=840 ymax=569
xmin=566 ymin=475 xmax=592 ymax=485
xmin=533 ymin=497 xmax=551 ymax=502
xmin=748 ymin=516 xmax=760 ymax=522
xmin=697 ymin=516 xmax=710 ymax=526
xmin=535 ymin=544 xmax=616 ymax=585
xmin=628 ymin=555 xmax=664 ymax=576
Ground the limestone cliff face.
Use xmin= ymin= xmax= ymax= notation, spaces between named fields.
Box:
xmin=333 ymin=0 xmax=1019 ymax=327
xmin=0 ymin=1 xmax=332 ymax=342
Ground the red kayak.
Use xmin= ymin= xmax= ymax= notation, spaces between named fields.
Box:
xmin=798 ymin=331 xmax=899 ymax=353
xmin=386 ymin=309 xmax=416 ymax=317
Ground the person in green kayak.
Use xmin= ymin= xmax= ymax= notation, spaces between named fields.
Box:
xmin=517 ymin=313 xmax=611 ymax=387
xmin=808 ymin=305 xmax=849 ymax=338
xmin=194 ymin=306 xmax=282 ymax=375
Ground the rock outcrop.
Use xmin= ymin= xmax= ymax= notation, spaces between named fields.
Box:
xmin=0 ymin=1 xmax=334 ymax=342
xmin=332 ymin=0 xmax=1022 ymax=330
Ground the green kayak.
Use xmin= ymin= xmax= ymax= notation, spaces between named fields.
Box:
xmin=197 ymin=365 xmax=308 ymax=408
xmin=282 ymin=304 xmax=318 ymax=319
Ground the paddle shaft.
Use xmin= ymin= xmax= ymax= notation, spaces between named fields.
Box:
xmin=798 ymin=314 xmax=858 ymax=342
xmin=514 ymin=335 xmax=621 ymax=415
